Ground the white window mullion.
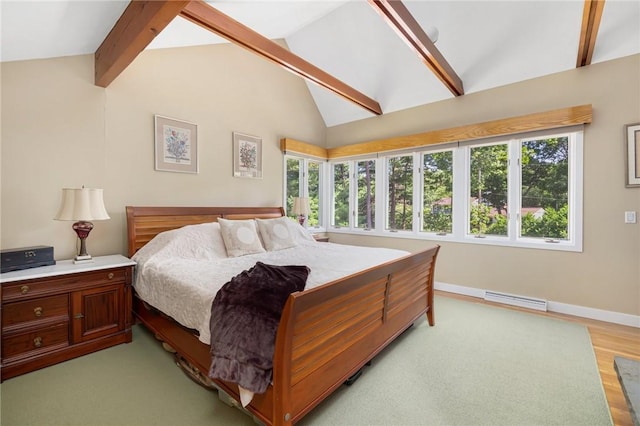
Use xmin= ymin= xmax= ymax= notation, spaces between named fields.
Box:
xmin=508 ymin=140 xmax=520 ymax=241
xmin=412 ymin=153 xmax=421 ymax=234
xmin=452 ymin=146 xmax=468 ymax=238
xmin=301 ymin=160 xmax=308 ymax=198
xmin=350 ymin=160 xmax=357 ymax=230
xmin=570 ymin=132 xmax=584 ymax=249
xmin=375 ymin=157 xmax=385 ymax=232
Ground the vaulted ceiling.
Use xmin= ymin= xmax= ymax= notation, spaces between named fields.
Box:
xmin=2 ymin=1 xmax=639 ymax=127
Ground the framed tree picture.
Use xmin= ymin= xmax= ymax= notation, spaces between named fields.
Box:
xmin=154 ymin=115 xmax=198 ymax=174
xmin=233 ymin=132 xmax=263 ymax=179
xmin=626 ymin=123 xmax=640 ymax=187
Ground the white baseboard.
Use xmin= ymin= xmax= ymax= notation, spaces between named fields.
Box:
xmin=435 ymin=281 xmax=640 ymax=329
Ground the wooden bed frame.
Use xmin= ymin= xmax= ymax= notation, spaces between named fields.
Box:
xmin=126 ymin=206 xmax=440 ymax=426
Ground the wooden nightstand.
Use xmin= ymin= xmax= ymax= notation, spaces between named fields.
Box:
xmin=0 ymin=255 xmax=135 ymax=381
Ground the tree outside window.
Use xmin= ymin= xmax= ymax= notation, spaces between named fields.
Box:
xmin=469 ymin=144 xmax=508 ymax=236
xmin=423 ymin=151 xmax=453 ymax=234
xmin=520 ymin=137 xmax=569 ymax=240
xmin=387 ymin=155 xmax=413 ymax=231
xmin=356 ymin=160 xmax=375 ymax=229
xmin=333 ymin=162 xmax=350 ymax=227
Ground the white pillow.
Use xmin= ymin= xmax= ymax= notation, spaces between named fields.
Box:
xmin=175 ymin=222 xmax=228 ymax=259
xmin=218 ymin=218 xmax=266 ymax=257
xmin=256 ymin=217 xmax=298 ymax=251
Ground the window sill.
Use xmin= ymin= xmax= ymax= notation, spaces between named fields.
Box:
xmin=327 ymin=228 xmax=582 ymax=252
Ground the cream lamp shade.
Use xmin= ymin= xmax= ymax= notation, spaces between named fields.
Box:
xmin=54 ymin=187 xmax=110 ymax=263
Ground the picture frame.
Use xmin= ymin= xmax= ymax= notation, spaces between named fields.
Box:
xmin=154 ymin=115 xmax=198 ymax=174
xmin=625 ymin=123 xmax=640 ymax=187
xmin=233 ymin=132 xmax=263 ymax=179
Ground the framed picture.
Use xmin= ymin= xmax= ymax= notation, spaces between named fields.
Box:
xmin=626 ymin=123 xmax=640 ymax=187
xmin=154 ymin=115 xmax=198 ymax=173
xmin=233 ymin=132 xmax=263 ymax=179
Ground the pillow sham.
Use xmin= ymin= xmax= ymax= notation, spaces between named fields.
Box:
xmin=218 ymin=218 xmax=265 ymax=257
xmin=256 ymin=217 xmax=298 ymax=251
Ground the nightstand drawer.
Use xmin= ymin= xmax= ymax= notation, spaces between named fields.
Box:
xmin=2 ymin=268 xmax=126 ymax=302
xmin=2 ymin=295 xmax=69 ymax=328
xmin=2 ymin=323 xmax=69 ymax=360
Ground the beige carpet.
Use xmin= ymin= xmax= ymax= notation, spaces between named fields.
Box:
xmin=0 ymin=295 xmax=612 ymax=426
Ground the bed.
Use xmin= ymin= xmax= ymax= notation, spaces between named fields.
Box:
xmin=126 ymin=206 xmax=440 ymax=425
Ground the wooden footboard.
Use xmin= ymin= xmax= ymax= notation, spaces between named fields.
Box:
xmin=272 ymin=246 xmax=439 ymax=424
xmin=126 ymin=206 xmax=439 ymax=426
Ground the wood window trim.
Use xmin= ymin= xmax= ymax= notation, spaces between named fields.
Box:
xmin=281 ymin=105 xmax=592 ymax=160
xmin=326 ymin=104 xmax=592 ymax=159
xmin=280 ymin=138 xmax=329 ymax=159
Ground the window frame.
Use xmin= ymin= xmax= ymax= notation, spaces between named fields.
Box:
xmin=283 ymin=154 xmax=325 ymax=230
xmin=324 ymin=128 xmax=583 ymax=252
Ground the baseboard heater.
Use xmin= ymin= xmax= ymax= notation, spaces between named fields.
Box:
xmin=484 ymin=291 xmax=548 ymax=312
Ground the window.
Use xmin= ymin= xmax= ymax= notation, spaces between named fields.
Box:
xmin=284 ymin=156 xmax=323 ymax=228
xmin=332 ymin=162 xmax=350 ymax=227
xmin=519 ymin=136 xmax=569 ymax=241
xmin=422 ymin=150 xmax=453 ymax=234
xmin=463 ymin=131 xmax=581 ymax=249
xmin=307 ymin=161 xmax=321 ymax=227
xmin=285 ymin=157 xmax=302 ymax=221
xmin=324 ymin=128 xmax=582 ymax=251
xmin=356 ymin=159 xmax=376 ymax=229
xmin=386 ymin=155 xmax=413 ymax=231
xmin=468 ymin=143 xmax=508 ymax=237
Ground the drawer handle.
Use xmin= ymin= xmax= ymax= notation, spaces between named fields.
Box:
xmin=34 ymin=306 xmax=43 ymax=317
xmin=21 ymin=285 xmax=30 ymax=294
xmin=33 ymin=336 xmax=43 ymax=348
xmin=107 ymin=272 xmax=114 ymax=280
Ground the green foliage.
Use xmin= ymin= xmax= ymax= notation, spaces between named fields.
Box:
xmin=357 ymin=160 xmax=375 ymax=229
xmin=423 ymin=212 xmax=451 ymax=234
xmin=423 ymin=151 xmax=453 ymax=233
xmin=521 ymin=137 xmax=568 ymax=210
xmin=285 ymin=158 xmax=320 ymax=226
xmin=387 ymin=156 xmax=413 ymax=230
xmin=487 ymin=213 xmax=508 ymax=235
xmin=288 ymin=136 xmax=570 ymax=238
xmin=333 ymin=163 xmax=350 ymax=226
xmin=470 ymin=144 xmax=508 ymax=215
xmin=469 ymin=203 xmax=490 ymax=235
xmin=307 ymin=162 xmax=320 ymax=226
xmin=521 ymin=205 xmax=568 ymax=239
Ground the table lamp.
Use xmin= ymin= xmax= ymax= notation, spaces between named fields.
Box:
xmin=292 ymin=197 xmax=311 ymax=226
xmin=54 ymin=187 xmax=110 ymax=263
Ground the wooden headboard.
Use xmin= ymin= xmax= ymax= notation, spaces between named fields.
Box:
xmin=125 ymin=206 xmax=285 ymax=257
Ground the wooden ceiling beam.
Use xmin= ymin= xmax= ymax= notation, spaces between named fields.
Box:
xmin=368 ymin=0 xmax=464 ymax=97
xmin=95 ymin=1 xmax=190 ymax=88
xmin=576 ymin=0 xmax=605 ymax=67
xmin=179 ymin=1 xmax=382 ymax=116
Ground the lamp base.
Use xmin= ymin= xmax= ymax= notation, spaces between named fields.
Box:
xmin=72 ymin=221 xmax=94 ymax=262
xmin=73 ymin=255 xmax=94 ymax=264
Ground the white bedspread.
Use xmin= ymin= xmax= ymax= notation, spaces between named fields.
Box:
xmin=132 ymin=222 xmax=409 ymax=344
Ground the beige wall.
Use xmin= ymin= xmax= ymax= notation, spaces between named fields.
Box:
xmin=1 ymin=44 xmax=325 ymax=260
xmin=2 ymin=45 xmax=638 ymax=317
xmin=327 ymin=54 xmax=640 ymax=316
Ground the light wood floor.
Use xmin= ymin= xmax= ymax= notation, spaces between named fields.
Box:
xmin=437 ymin=290 xmax=640 ymax=426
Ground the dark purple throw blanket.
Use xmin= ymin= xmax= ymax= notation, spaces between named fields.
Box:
xmin=208 ymin=262 xmax=310 ymax=394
